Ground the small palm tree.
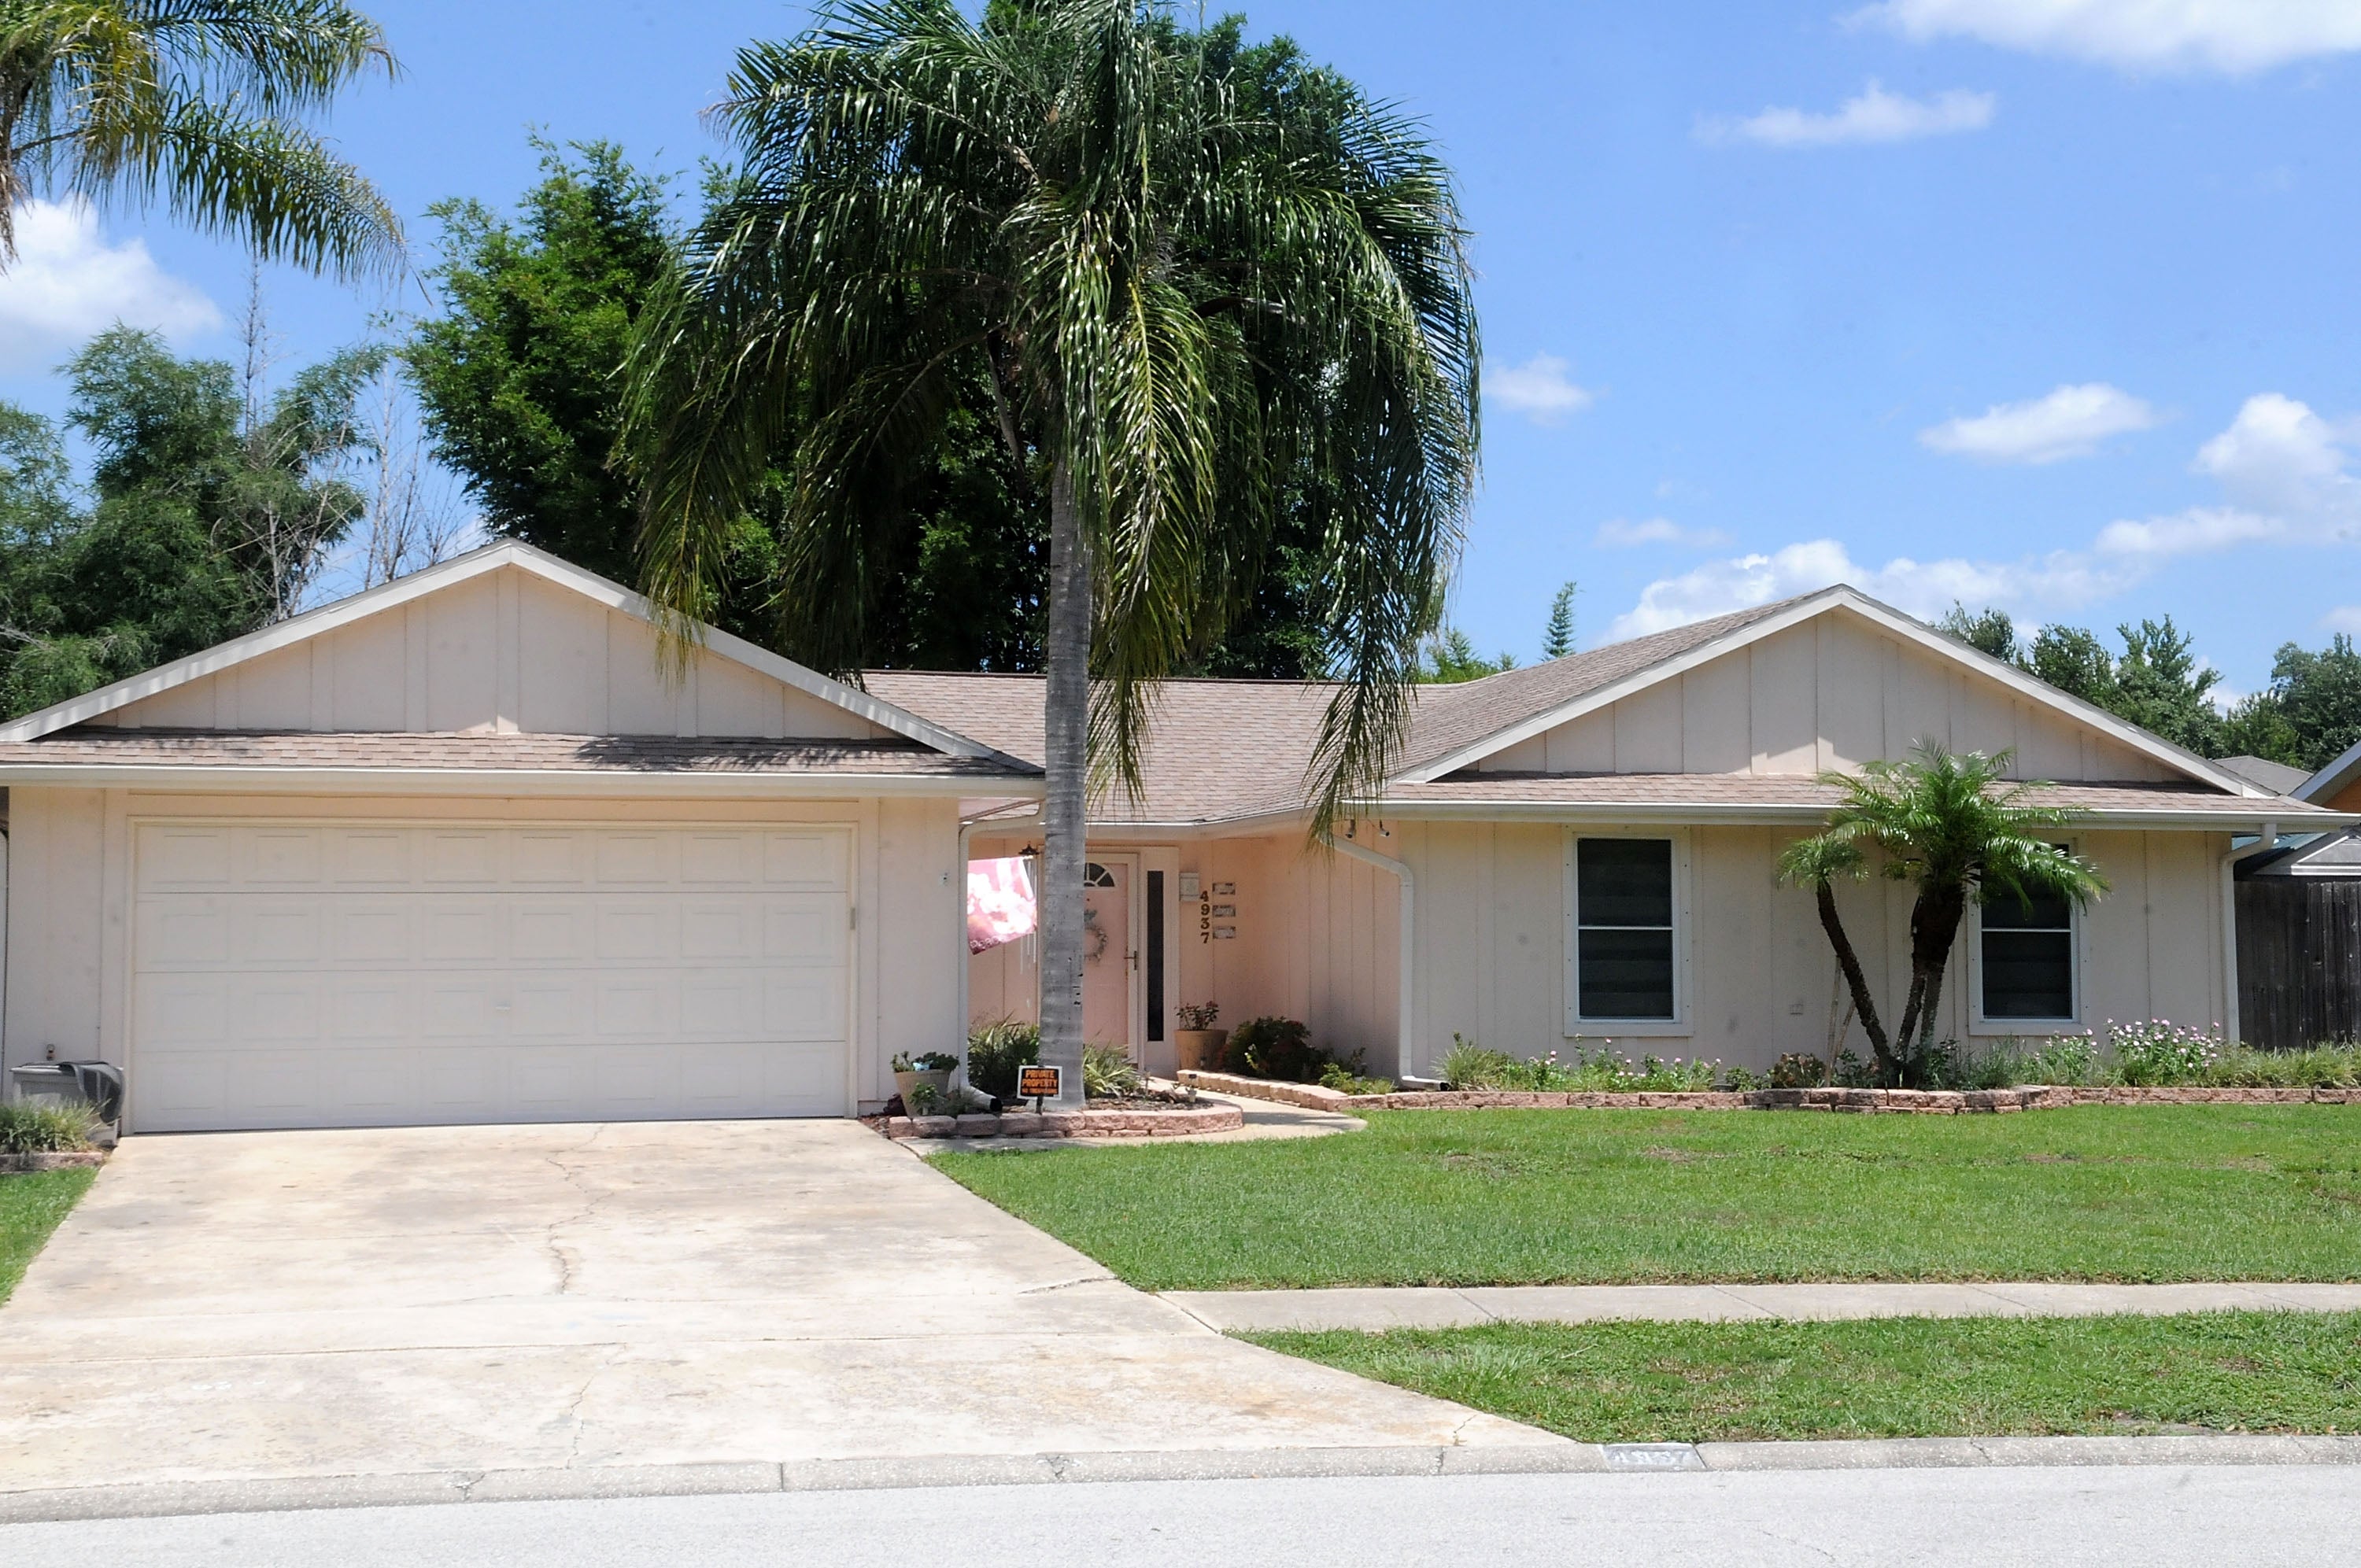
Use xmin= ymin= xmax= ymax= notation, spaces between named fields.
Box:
xmin=1777 ymin=743 xmax=2107 ymax=1087
xmin=623 ymin=1 xmax=1478 ymax=1101
xmin=0 ymin=1 xmax=403 ymax=278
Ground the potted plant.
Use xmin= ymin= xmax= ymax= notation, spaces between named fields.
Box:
xmin=892 ymin=1051 xmax=959 ymax=1109
xmin=1174 ymin=1003 xmax=1227 ymax=1072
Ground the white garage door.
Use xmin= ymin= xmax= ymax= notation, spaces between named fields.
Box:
xmin=130 ymin=821 xmax=852 ymax=1131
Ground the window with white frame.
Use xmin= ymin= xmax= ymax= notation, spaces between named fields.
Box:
xmin=1979 ymin=853 xmax=2076 ymax=1021
xmin=1571 ymin=836 xmax=1677 ymax=1021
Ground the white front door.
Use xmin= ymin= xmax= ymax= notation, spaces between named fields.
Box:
xmin=128 ymin=820 xmax=852 ymax=1131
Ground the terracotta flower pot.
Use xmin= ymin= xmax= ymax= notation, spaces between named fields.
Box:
xmin=1175 ymin=1029 xmax=1229 ymax=1073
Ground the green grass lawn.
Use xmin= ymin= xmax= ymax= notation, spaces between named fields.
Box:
xmin=0 ymin=1168 xmax=93 ymax=1305
xmin=1250 ymin=1313 xmax=2361 ymax=1443
xmin=932 ymin=1106 xmax=2361 ymax=1290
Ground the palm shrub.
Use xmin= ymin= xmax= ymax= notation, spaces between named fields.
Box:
xmin=622 ymin=0 xmax=1478 ymax=1105
xmin=1777 ymin=744 xmax=2107 ymax=1087
xmin=1081 ymin=1042 xmax=1143 ymax=1098
xmin=0 ymin=1 xmax=403 ymax=278
xmin=965 ymin=1017 xmax=1040 ymax=1099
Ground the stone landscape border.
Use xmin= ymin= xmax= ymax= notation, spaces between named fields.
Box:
xmin=0 ymin=1150 xmax=106 ymax=1174
xmin=875 ymin=1102 xmax=1243 ymax=1140
xmin=1176 ymin=1069 xmax=2361 ymax=1116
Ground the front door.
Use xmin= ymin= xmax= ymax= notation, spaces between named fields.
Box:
xmin=1081 ymin=858 xmax=1134 ymax=1049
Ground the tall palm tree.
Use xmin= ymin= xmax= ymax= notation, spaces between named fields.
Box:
xmin=1778 ymin=743 xmax=2108 ymax=1087
xmin=0 ymin=1 xmax=402 ymax=278
xmin=623 ymin=0 xmax=1478 ymax=1103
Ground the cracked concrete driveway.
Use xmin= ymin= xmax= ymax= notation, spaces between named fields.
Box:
xmin=0 ymin=1121 xmax=1557 ymax=1496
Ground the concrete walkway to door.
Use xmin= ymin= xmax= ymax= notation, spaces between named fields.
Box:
xmin=0 ymin=1122 xmax=1559 ymax=1507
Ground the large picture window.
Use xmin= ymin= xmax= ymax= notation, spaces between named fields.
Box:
xmin=1979 ymin=867 xmax=2076 ymax=1021
xmin=1573 ymin=837 xmax=1676 ymax=1021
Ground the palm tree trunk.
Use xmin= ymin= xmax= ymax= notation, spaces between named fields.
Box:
xmin=1812 ymin=880 xmax=1890 ymax=1072
xmin=1036 ymin=459 xmax=1090 ymax=1108
xmin=1894 ymin=886 xmax=1968 ymax=1086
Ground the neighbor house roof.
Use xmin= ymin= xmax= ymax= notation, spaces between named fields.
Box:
xmin=2296 ymin=736 xmax=2361 ymax=806
xmin=2215 ymin=754 xmax=2312 ymax=796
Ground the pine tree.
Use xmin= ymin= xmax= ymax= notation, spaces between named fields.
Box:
xmin=1543 ymin=580 xmax=1578 ymax=659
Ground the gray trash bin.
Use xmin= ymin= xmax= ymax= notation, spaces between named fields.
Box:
xmin=7 ymin=1062 xmax=81 ymax=1109
xmin=65 ymin=1062 xmax=124 ymax=1124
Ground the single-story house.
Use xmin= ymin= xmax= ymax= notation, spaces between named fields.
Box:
xmin=0 ymin=540 xmax=2340 ymax=1131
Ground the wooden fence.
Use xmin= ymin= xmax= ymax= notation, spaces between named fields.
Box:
xmin=2237 ymin=878 xmax=2361 ymax=1050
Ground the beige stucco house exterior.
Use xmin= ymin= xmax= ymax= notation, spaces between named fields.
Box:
xmin=0 ymin=540 xmax=2336 ymax=1131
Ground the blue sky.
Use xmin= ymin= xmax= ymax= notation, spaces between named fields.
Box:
xmin=2 ymin=0 xmax=2358 ymax=692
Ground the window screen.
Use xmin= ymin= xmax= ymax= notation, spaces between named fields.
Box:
xmin=1576 ymin=838 xmax=1676 ymax=1020
xmin=1981 ymin=871 xmax=2075 ymax=1020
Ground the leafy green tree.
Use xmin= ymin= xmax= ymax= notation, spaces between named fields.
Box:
xmin=408 ymin=141 xmax=676 ymax=585
xmin=1778 ymin=744 xmax=2108 ymax=1087
xmin=1939 ymin=603 xmax=2225 ymax=755
xmin=0 ymin=327 xmax=380 ymax=717
xmin=1417 ymin=625 xmax=1513 ymax=683
xmin=0 ymin=0 xmax=401 ymax=277
xmin=2220 ymin=636 xmax=2361 ymax=770
xmin=623 ymin=0 xmax=1479 ymax=1101
xmin=1541 ymin=580 xmax=1578 ymax=660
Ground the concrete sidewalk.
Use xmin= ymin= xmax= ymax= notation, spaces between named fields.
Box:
xmin=1162 ymin=1280 xmax=2361 ymax=1332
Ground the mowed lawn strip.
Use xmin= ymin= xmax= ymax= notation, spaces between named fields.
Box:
xmin=0 ymin=1168 xmax=94 ymax=1305
xmin=929 ymin=1106 xmax=2361 ymax=1290
xmin=1247 ymin=1313 xmax=2361 ymax=1444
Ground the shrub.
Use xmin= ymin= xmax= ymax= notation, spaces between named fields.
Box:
xmin=1436 ymin=1034 xmax=1716 ymax=1093
xmin=1722 ymin=1064 xmax=1763 ymax=1092
xmin=892 ymin=1050 xmax=959 ymax=1073
xmin=966 ymin=1018 xmax=1040 ymax=1099
xmin=1769 ymin=1053 xmax=1828 ymax=1089
xmin=1225 ymin=1016 xmax=1322 ymax=1081
xmin=1317 ymin=1051 xmax=1394 ymax=1095
xmin=0 ymin=1101 xmax=98 ymax=1154
xmin=1437 ymin=1035 xmax=1521 ymax=1090
xmin=1083 ymin=1043 xmax=1144 ymax=1099
xmin=1176 ymin=1002 xmax=1221 ymax=1031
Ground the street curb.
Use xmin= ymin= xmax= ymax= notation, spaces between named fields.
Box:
xmin=3 ymin=1435 xmax=2358 ymax=1523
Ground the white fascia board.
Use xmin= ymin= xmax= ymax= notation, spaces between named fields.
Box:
xmin=0 ymin=764 xmax=1043 ymax=799
xmin=2295 ymin=736 xmax=2361 ymax=803
xmin=1355 ymin=797 xmax=2352 ymax=831
xmin=1398 ymin=587 xmax=2271 ymax=799
xmin=0 ymin=539 xmax=1022 ymax=769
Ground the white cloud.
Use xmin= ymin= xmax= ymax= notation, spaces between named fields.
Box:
xmin=1614 ymin=392 xmax=2361 ymax=639
xmin=1594 ymin=516 xmax=1734 ymax=549
xmin=1857 ymin=0 xmax=2361 ymax=76
xmin=2321 ymin=606 xmax=2361 ymax=635
xmin=0 ymin=197 xmax=220 ymax=370
xmin=1487 ymin=354 xmax=1594 ymax=424
xmin=1701 ymin=80 xmax=1995 ymax=148
xmin=1919 ymin=382 xmax=2161 ymax=464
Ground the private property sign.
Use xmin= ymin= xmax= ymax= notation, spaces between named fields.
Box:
xmin=1017 ymin=1064 xmax=1063 ymax=1105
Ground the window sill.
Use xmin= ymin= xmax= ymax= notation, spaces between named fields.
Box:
xmin=1567 ymin=1020 xmax=1693 ymax=1039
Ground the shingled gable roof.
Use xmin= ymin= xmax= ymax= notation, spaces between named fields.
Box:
xmin=869 ymin=584 xmax=2315 ymax=827
xmin=0 ymin=540 xmax=1025 ymax=772
xmin=1395 ymin=584 xmax=2277 ymax=801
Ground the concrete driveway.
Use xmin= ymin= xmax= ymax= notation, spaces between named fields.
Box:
xmin=0 ymin=1122 xmax=1556 ymax=1502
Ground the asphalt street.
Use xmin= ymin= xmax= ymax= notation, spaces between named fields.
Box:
xmin=5 ymin=1465 xmax=2357 ymax=1566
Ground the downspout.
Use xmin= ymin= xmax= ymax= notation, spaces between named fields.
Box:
xmin=2219 ymin=819 xmax=2278 ymax=1047
xmin=1325 ymin=827 xmax=1416 ymax=1082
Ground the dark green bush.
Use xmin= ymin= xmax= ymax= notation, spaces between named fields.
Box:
xmin=1768 ymin=1053 xmax=1827 ymax=1089
xmin=1224 ymin=1016 xmax=1321 ymax=1081
xmin=966 ymin=1018 xmax=1041 ymax=1099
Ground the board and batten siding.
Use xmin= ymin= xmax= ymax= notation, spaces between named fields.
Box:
xmin=89 ymin=565 xmax=892 ymax=742
xmin=1393 ymin=821 xmax=2231 ymax=1079
xmin=0 ymin=786 xmax=968 ymax=1114
xmin=1474 ymin=613 xmax=2175 ymax=782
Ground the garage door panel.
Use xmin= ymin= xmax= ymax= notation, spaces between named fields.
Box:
xmin=133 ymin=821 xmax=853 ymax=1131
xmin=764 ymin=831 xmax=848 ymax=889
xmin=239 ymin=828 xmax=324 ymax=886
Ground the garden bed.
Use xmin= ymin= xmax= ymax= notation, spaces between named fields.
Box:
xmin=0 ymin=1149 xmax=108 ymax=1174
xmin=875 ymin=1101 xmax=1243 ymax=1140
xmin=1177 ymin=1069 xmax=2361 ymax=1115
